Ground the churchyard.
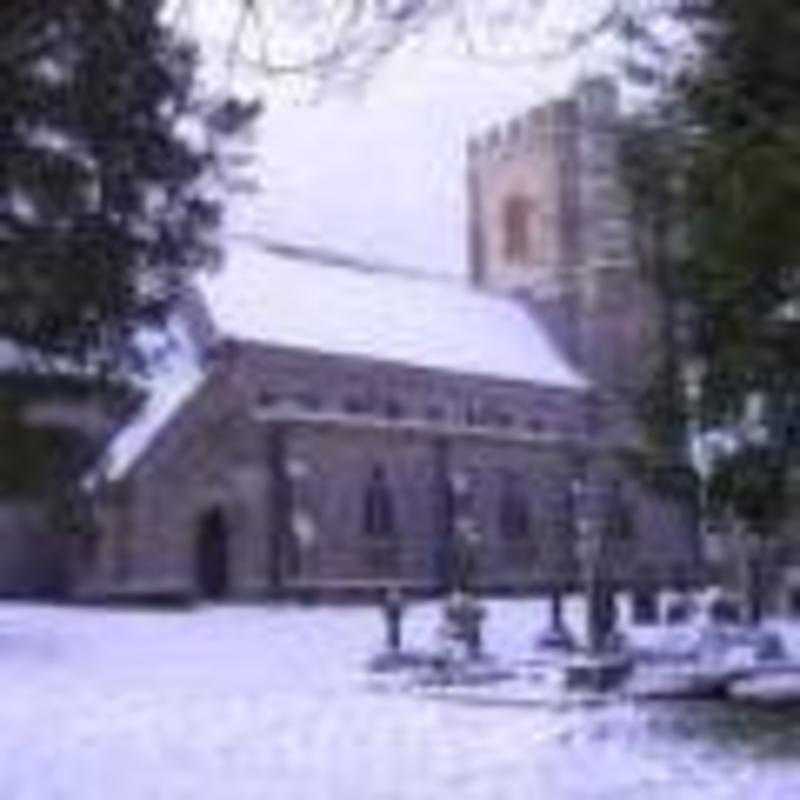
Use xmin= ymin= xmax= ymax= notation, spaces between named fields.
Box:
xmin=1 ymin=597 xmax=800 ymax=799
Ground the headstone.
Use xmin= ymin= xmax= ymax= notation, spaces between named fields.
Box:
xmin=708 ymin=594 xmax=741 ymax=624
xmin=535 ymin=589 xmax=575 ymax=651
xmin=632 ymin=589 xmax=659 ymax=625
xmin=536 ymin=626 xmax=576 ymax=651
xmin=563 ymin=653 xmax=633 ymax=692
xmin=665 ymin=596 xmax=694 ymax=625
xmin=586 ymin=578 xmax=605 ymax=654
xmin=465 ymin=609 xmax=482 ymax=659
xmin=587 ymin=581 xmax=618 ymax=651
xmin=599 ymin=585 xmax=618 ymax=644
xmin=747 ymin=561 xmax=765 ymax=626
xmin=383 ymin=587 xmax=404 ymax=652
xmin=754 ymin=630 xmax=787 ymax=662
xmin=443 ymin=592 xmax=486 ymax=659
xmin=367 ymin=587 xmax=430 ymax=672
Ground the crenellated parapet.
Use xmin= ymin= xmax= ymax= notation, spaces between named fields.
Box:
xmin=466 ymin=100 xmax=580 ymax=173
xmin=467 ymin=76 xmax=620 ymax=168
xmin=466 ymin=74 xmax=647 ymax=404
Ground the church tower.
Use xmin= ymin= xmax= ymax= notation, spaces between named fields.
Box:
xmin=467 ymin=77 xmax=652 ymax=403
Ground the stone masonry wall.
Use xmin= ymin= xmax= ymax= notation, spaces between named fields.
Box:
xmin=78 ymin=340 xmax=699 ymax=600
xmin=78 ymin=342 xmax=594 ymax=598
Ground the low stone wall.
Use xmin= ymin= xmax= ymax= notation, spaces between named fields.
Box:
xmin=0 ymin=501 xmax=64 ymax=596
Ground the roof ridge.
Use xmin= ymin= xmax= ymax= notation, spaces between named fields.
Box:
xmin=228 ymin=234 xmax=476 ymax=288
xmin=226 ymin=234 xmax=527 ymax=304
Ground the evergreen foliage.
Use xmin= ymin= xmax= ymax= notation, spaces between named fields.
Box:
xmin=0 ymin=393 xmax=86 ymax=497
xmin=679 ymin=0 xmax=800 ymax=416
xmin=617 ymin=0 xmax=800 ymax=533
xmin=708 ymin=443 xmax=789 ymax=535
xmin=0 ymin=0 xmax=257 ymax=374
xmin=0 ymin=1 xmax=258 ymax=497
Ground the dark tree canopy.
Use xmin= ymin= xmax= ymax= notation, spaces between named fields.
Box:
xmin=0 ymin=0 xmax=257 ymax=376
xmin=609 ymin=0 xmax=800 ymax=533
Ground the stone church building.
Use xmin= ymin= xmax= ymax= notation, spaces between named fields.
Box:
xmin=74 ymin=77 xmax=699 ymax=601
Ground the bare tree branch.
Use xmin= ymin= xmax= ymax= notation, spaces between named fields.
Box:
xmin=169 ymin=0 xmax=691 ymax=102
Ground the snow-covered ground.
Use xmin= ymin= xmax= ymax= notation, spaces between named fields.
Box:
xmin=2 ymin=598 xmax=800 ymax=799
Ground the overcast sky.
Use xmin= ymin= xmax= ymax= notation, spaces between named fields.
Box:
xmin=176 ymin=2 xmax=619 ymax=277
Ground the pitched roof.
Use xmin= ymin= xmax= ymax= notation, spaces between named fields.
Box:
xmin=87 ymin=242 xmax=589 ymax=488
xmin=197 ymin=239 xmax=588 ymax=391
xmin=82 ymin=321 xmax=205 ymax=489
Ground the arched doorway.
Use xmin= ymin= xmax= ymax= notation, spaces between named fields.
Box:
xmin=195 ymin=506 xmax=229 ymax=599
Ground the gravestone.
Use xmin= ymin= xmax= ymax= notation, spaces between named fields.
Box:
xmin=367 ymin=587 xmax=430 ymax=672
xmin=443 ymin=591 xmax=486 ymax=659
xmin=586 ymin=581 xmax=618 ymax=652
xmin=535 ymin=590 xmax=575 ymax=651
xmin=708 ymin=594 xmax=741 ymax=624
xmin=665 ymin=596 xmax=695 ymax=625
xmin=383 ymin=587 xmax=404 ymax=652
xmin=632 ymin=589 xmax=659 ymax=625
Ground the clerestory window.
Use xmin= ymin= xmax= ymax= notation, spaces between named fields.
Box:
xmin=363 ymin=465 xmax=395 ymax=538
xmin=499 ymin=472 xmax=529 ymax=540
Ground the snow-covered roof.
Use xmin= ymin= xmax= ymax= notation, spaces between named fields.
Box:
xmin=197 ymin=240 xmax=588 ymax=391
xmin=87 ymin=242 xmax=588 ymax=488
xmin=83 ymin=321 xmax=206 ymax=489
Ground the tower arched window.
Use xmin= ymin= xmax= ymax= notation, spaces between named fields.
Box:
xmin=503 ymin=194 xmax=535 ymax=264
xmin=363 ymin=465 xmax=395 ymax=538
